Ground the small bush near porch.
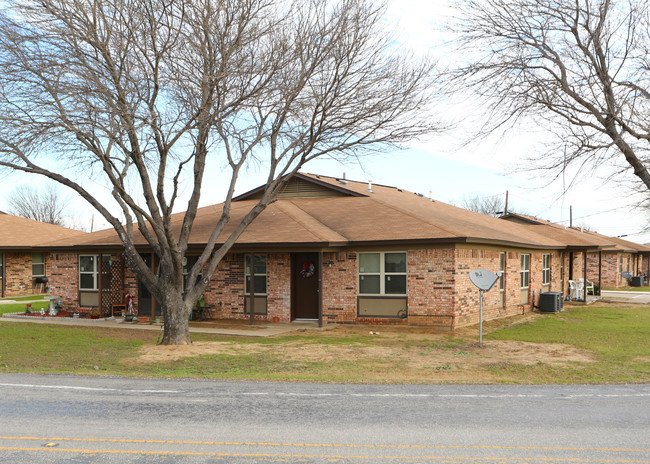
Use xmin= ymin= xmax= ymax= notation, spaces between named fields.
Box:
xmin=0 ymin=303 xmax=647 ymax=384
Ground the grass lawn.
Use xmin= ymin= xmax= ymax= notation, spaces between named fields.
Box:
xmin=0 ymin=303 xmax=647 ymax=384
xmin=485 ymin=304 xmax=649 ymax=383
xmin=0 ymin=294 xmax=48 ymax=301
xmin=0 ymin=301 xmax=50 ymax=316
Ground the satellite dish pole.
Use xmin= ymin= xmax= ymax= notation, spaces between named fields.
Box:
xmin=469 ymin=269 xmax=503 ymax=344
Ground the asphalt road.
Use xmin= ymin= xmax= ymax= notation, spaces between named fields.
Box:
xmin=0 ymin=374 xmax=648 ymax=463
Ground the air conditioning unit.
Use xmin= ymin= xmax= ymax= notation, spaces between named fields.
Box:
xmin=630 ymin=276 xmax=645 ymax=287
xmin=539 ymin=292 xmax=563 ymax=312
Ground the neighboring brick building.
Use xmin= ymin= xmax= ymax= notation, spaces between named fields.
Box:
xmin=0 ymin=212 xmax=86 ymax=298
xmin=585 ymin=233 xmax=650 ymax=288
xmin=42 ymin=174 xmax=648 ymax=329
xmin=500 ymin=213 xmax=650 ymax=292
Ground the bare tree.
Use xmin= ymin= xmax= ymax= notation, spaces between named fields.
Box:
xmin=7 ymin=185 xmax=70 ymax=226
xmin=0 ymin=0 xmax=436 ymax=344
xmin=461 ymin=194 xmax=505 ymax=217
xmin=448 ymin=0 xmax=650 ymax=192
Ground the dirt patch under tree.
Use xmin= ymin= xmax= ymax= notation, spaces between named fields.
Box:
xmin=136 ymin=316 xmax=594 ymax=382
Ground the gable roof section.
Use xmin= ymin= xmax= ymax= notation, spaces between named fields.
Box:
xmin=0 ymin=213 xmax=87 ymax=249
xmin=233 ymin=172 xmax=367 ymax=201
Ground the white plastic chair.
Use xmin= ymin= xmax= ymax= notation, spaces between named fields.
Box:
xmin=580 ymin=278 xmax=595 ymax=296
xmin=568 ymin=280 xmax=584 ymax=300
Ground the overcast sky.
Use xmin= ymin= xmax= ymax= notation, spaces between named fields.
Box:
xmin=1 ymin=0 xmax=648 ymax=243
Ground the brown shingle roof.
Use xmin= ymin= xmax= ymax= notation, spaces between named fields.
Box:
xmin=0 ymin=212 xmax=86 ymax=249
xmin=48 ymin=173 xmax=611 ymax=250
xmin=582 ymin=230 xmax=650 ymax=253
xmin=500 ymin=213 xmax=648 ymax=251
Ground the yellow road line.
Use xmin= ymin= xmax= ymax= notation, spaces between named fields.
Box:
xmin=0 ymin=447 xmax=649 ymax=463
xmin=0 ymin=437 xmax=646 ymax=453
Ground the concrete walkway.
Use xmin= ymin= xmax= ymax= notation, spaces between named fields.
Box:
xmin=1 ymin=311 xmax=321 ymax=337
xmin=0 ymin=296 xmax=323 ymax=337
xmin=0 ymin=298 xmax=49 ymax=305
xmin=600 ymin=290 xmax=650 ymax=304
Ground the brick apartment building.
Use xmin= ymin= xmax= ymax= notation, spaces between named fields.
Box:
xmin=0 ymin=212 xmax=86 ymax=298
xmin=37 ymin=174 xmax=649 ymax=329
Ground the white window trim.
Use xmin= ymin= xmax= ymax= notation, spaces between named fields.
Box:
xmin=499 ymin=252 xmax=505 ymax=292
xmin=520 ymin=254 xmax=530 ymax=289
xmin=32 ymin=252 xmax=45 ymax=277
xmin=542 ymin=254 xmax=551 ymax=285
xmin=245 ymin=254 xmax=267 ymax=296
xmin=358 ymin=251 xmax=408 ymax=296
xmin=79 ymin=254 xmax=99 ymax=291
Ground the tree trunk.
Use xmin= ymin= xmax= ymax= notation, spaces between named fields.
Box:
xmin=159 ymin=287 xmax=192 ymax=345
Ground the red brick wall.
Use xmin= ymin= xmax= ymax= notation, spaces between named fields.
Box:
xmin=587 ymin=252 xmax=620 ymax=288
xmin=453 ymin=248 xmax=545 ymax=328
xmin=407 ymin=248 xmax=455 ymax=327
xmin=203 ymin=252 xmax=291 ymax=322
xmin=586 ymin=251 xmax=642 ymax=290
xmin=322 ymin=251 xmax=358 ymax=323
xmin=451 ymin=249 xmax=565 ymax=328
xmin=47 ymin=245 xmax=574 ymax=329
xmin=267 ymin=253 xmax=291 ymax=322
xmin=201 ymin=253 xmax=245 ymax=319
xmin=4 ymin=252 xmax=32 ymax=297
xmin=48 ymin=252 xmax=78 ymax=310
xmin=3 ymin=251 xmax=52 ymax=297
xmin=454 ymin=248 xmax=501 ymax=327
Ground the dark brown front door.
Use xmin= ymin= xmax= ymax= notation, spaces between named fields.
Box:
xmin=292 ymin=252 xmax=319 ymax=320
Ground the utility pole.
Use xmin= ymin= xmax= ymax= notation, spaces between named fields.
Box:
xmin=504 ymin=190 xmax=509 ymax=215
xmin=570 ymin=206 xmax=573 ymax=228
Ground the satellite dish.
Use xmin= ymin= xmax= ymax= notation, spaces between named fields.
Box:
xmin=469 ymin=269 xmax=500 ymax=292
xmin=469 ymin=269 xmax=502 ymax=345
xmin=622 ymin=271 xmax=632 ymax=279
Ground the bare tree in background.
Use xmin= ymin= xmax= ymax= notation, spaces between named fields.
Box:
xmin=7 ymin=185 xmax=69 ymax=226
xmin=0 ymin=0 xmax=436 ymax=344
xmin=461 ymin=194 xmax=505 ymax=217
xmin=448 ymin=0 xmax=650 ymax=192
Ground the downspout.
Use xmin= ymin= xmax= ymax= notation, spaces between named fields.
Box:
xmin=249 ymin=252 xmax=255 ymax=326
xmin=98 ymin=253 xmax=104 ymax=313
xmin=318 ymin=252 xmax=323 ymax=328
xmin=598 ymin=251 xmax=602 ymax=296
xmin=1 ymin=252 xmax=4 ymax=298
xmin=583 ymin=251 xmax=588 ymax=304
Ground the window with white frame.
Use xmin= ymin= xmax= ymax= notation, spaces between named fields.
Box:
xmin=245 ymin=254 xmax=267 ymax=295
xmin=499 ymin=252 xmax=505 ymax=291
xmin=79 ymin=255 xmax=99 ymax=290
xmin=520 ymin=254 xmax=530 ymax=289
xmin=542 ymin=254 xmax=551 ymax=285
xmin=32 ymin=252 xmax=45 ymax=277
xmin=359 ymin=252 xmax=407 ymax=295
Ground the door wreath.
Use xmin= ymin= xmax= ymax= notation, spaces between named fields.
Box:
xmin=300 ymin=261 xmax=316 ymax=278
